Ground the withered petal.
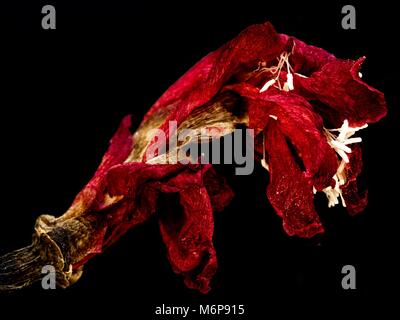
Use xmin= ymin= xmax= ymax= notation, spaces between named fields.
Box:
xmin=265 ymin=121 xmax=324 ymax=238
xmin=298 ymin=57 xmax=387 ymax=127
xmin=226 ymin=82 xmax=338 ymax=190
xmin=342 ymin=146 xmax=368 ymax=215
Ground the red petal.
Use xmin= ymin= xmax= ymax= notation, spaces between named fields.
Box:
xmin=226 ymin=83 xmax=337 ymax=190
xmin=298 ymin=57 xmax=387 ymax=127
xmin=157 ymin=169 xmax=217 ymax=294
xmin=64 ymin=115 xmax=134 ymax=218
xmin=105 ymin=163 xmax=218 ymax=292
xmin=145 ymin=22 xmax=284 ymax=122
xmin=342 ymin=146 xmax=368 ymax=215
xmin=265 ymin=121 xmax=324 ymax=238
xmin=142 ymin=23 xmax=287 ymax=156
xmin=203 ymin=167 xmax=234 ymax=212
xmin=281 ymin=35 xmax=336 ymax=75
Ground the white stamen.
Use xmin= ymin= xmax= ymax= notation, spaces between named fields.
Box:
xmin=337 ymin=119 xmax=349 ymax=142
xmin=336 ymin=160 xmax=347 ymax=185
xmin=358 ymin=123 xmax=368 ymax=130
xmin=329 ymin=123 xmax=368 ymax=133
xmin=260 ymin=79 xmax=276 ymax=93
xmin=261 ymin=159 xmax=270 ymax=171
xmin=283 ymin=82 xmax=290 ymax=92
xmin=258 ymin=51 xmax=295 ymax=93
xmin=319 ymin=119 xmax=367 ymax=208
xmin=286 ymin=73 xmax=294 ymax=90
xmin=261 ymin=131 xmax=269 ymax=171
xmin=358 ymin=72 xmax=363 ymax=78
xmin=343 ymin=137 xmax=362 ymax=145
xmin=322 ymin=174 xmax=347 ymax=208
xmin=330 ymin=140 xmax=352 ymax=153
xmin=339 ymin=191 xmax=347 ymax=207
xmin=295 ymin=72 xmax=308 ymax=78
xmin=269 ymin=114 xmax=278 ymax=120
xmin=336 ymin=149 xmax=350 ymax=163
xmin=282 ymin=72 xmax=294 ymax=92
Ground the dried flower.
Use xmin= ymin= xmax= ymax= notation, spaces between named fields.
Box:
xmin=0 ymin=22 xmax=386 ymax=293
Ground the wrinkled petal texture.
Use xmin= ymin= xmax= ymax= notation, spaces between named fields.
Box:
xmin=297 ymin=57 xmax=387 ymax=127
xmin=64 ymin=22 xmax=386 ymax=292
xmin=265 ymin=121 xmax=325 ymax=237
xmin=225 ymin=83 xmax=338 ymax=190
xmin=342 ymin=146 xmax=368 ymax=215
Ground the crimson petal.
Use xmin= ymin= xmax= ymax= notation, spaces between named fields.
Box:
xmin=226 ymin=83 xmax=338 ymax=190
xmin=341 ymin=146 xmax=368 ymax=215
xmin=265 ymin=121 xmax=324 ymax=238
xmin=298 ymin=57 xmax=387 ymax=127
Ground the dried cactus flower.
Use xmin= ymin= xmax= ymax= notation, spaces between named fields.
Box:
xmin=0 ymin=22 xmax=387 ymax=293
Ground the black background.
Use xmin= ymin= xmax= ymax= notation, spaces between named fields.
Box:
xmin=0 ymin=0 xmax=398 ymax=317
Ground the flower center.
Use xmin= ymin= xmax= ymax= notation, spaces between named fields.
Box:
xmin=259 ymin=51 xmax=294 ymax=93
